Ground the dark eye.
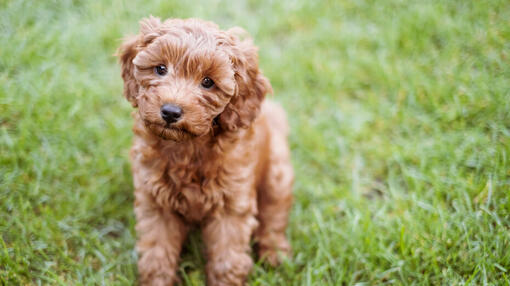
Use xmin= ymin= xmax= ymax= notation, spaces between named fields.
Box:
xmin=154 ymin=64 xmax=168 ymax=76
xmin=201 ymin=77 xmax=215 ymax=89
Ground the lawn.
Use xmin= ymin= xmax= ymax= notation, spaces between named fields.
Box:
xmin=1 ymin=0 xmax=509 ymax=284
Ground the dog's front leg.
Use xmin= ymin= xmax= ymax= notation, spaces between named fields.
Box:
xmin=202 ymin=211 xmax=258 ymax=286
xmin=134 ymin=192 xmax=188 ymax=286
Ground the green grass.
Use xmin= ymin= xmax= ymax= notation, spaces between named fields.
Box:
xmin=1 ymin=0 xmax=509 ymax=284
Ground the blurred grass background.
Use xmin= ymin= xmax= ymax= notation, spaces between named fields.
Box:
xmin=1 ymin=0 xmax=509 ymax=284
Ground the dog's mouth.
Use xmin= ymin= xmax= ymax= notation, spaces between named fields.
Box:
xmin=144 ymin=121 xmax=198 ymax=141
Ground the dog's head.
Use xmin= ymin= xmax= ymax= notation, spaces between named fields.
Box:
xmin=117 ymin=17 xmax=272 ymax=141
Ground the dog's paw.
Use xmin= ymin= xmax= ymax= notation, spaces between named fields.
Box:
xmin=257 ymin=239 xmax=291 ymax=266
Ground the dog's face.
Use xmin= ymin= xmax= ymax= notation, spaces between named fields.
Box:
xmin=118 ymin=17 xmax=272 ymax=141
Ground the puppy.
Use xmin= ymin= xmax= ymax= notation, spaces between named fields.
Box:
xmin=117 ymin=17 xmax=293 ymax=286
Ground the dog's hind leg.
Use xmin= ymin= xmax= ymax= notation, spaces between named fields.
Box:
xmin=255 ymin=102 xmax=294 ymax=266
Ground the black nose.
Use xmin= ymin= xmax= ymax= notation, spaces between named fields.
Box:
xmin=160 ymin=104 xmax=182 ymax=123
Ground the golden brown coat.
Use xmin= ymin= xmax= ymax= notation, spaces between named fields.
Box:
xmin=118 ymin=17 xmax=293 ymax=286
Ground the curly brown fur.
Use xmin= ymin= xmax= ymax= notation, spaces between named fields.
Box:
xmin=117 ymin=17 xmax=293 ymax=286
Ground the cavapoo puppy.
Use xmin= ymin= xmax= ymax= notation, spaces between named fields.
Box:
xmin=117 ymin=17 xmax=293 ymax=285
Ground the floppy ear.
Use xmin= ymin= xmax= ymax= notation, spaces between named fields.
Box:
xmin=217 ymin=29 xmax=273 ymax=131
xmin=117 ymin=35 xmax=140 ymax=107
xmin=117 ymin=16 xmax=162 ymax=107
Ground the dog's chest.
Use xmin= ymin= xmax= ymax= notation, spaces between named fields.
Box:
xmin=158 ymin=150 xmax=225 ymax=222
